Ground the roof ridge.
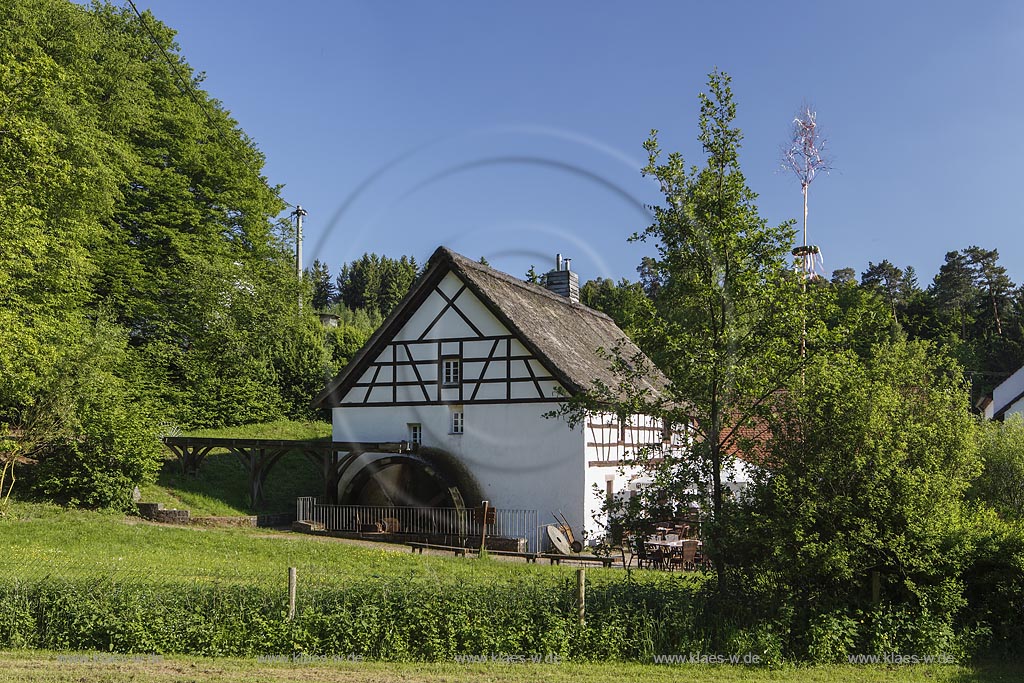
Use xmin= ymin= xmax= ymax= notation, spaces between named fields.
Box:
xmin=437 ymin=247 xmax=615 ymax=323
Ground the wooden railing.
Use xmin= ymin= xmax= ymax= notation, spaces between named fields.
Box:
xmin=296 ymin=497 xmax=539 ymax=551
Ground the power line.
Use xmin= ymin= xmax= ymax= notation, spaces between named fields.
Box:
xmin=123 ymin=0 xmax=296 ymax=210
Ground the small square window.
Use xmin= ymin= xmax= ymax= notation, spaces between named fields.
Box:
xmin=451 ymin=411 xmax=464 ymax=435
xmin=408 ymin=423 xmax=422 ymax=445
xmin=442 ymin=358 xmax=461 ymax=386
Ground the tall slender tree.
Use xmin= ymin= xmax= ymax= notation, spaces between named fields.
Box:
xmin=560 ymin=71 xmax=801 ymax=592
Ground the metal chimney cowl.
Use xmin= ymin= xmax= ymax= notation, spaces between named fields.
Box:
xmin=543 ymin=253 xmax=579 ymax=303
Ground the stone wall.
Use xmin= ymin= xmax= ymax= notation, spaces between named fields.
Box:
xmin=137 ymin=502 xmax=294 ymax=528
xmin=137 ymin=502 xmax=190 ymax=524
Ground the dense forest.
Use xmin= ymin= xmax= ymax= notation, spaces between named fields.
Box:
xmin=580 ymin=249 xmax=1024 ymax=403
xmin=0 ymin=0 xmax=328 ymax=507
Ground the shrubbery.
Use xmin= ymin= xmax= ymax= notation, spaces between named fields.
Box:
xmin=25 ymin=322 xmax=162 ymax=511
xmin=720 ymin=341 xmax=1024 ymax=661
xmin=0 ymin=574 xmax=714 ymax=660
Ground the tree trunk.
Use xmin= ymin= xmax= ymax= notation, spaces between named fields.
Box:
xmin=991 ymin=292 xmax=1003 ymax=337
xmin=710 ymin=409 xmax=725 ymax=593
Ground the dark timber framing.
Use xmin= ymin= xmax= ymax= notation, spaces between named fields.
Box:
xmin=343 ymin=334 xmax=557 ymax=407
xmin=313 ymin=249 xmax=589 ymax=410
xmin=161 ymin=437 xmax=410 ymax=509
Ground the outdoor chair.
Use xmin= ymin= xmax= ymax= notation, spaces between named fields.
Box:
xmin=633 ymin=540 xmax=651 ymax=569
xmin=677 ymin=539 xmax=698 ymax=570
xmin=647 ymin=546 xmax=665 ymax=570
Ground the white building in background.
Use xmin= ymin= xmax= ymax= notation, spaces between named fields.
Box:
xmin=985 ymin=365 xmax=1024 ymax=421
xmin=312 ymin=247 xmax=675 ymax=546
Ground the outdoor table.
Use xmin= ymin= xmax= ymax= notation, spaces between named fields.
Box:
xmin=646 ymin=539 xmax=700 ymax=550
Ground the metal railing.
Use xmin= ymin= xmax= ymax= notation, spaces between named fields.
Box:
xmin=296 ymin=497 xmax=539 ymax=551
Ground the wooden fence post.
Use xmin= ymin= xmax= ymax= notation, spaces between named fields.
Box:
xmin=479 ymin=500 xmax=489 ymax=553
xmin=288 ymin=567 xmax=297 ymax=620
xmin=577 ymin=567 xmax=586 ymax=627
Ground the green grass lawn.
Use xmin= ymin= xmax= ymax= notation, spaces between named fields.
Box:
xmin=139 ymin=419 xmax=331 ymax=516
xmin=2 ymin=504 xmax=1021 ymax=675
xmin=0 ymin=501 xmax=646 ymax=588
xmin=4 ymin=420 xmax=1019 ymax=673
xmin=0 ymin=650 xmax=1019 ymax=683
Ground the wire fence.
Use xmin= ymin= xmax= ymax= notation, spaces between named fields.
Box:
xmin=297 ymin=497 xmax=540 ymax=552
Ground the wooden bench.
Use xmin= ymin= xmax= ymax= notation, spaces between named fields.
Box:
xmin=478 ymin=548 xmax=539 ymax=563
xmin=408 ymin=542 xmax=468 ymax=557
xmin=541 ymin=553 xmax=615 ymax=568
xmin=407 ymin=543 xmax=539 ymax=562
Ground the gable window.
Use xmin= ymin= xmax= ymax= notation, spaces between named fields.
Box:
xmin=442 ymin=357 xmax=461 ymax=387
xmin=408 ymin=423 xmax=422 ymax=446
xmin=451 ymin=409 xmax=464 ymax=435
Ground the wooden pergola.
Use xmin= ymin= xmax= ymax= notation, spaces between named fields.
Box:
xmin=160 ymin=437 xmax=410 ymax=509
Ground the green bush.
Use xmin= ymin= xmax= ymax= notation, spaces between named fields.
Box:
xmin=28 ymin=322 xmax=163 ymax=511
xmin=806 ymin=611 xmax=858 ymax=664
xmin=957 ymin=508 xmax=1024 ymax=656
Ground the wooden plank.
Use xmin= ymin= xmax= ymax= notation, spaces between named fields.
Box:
xmin=163 ymin=437 xmax=408 ymax=451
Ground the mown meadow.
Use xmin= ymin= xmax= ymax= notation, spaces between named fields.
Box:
xmin=3 ymin=504 xmax=1023 ymax=682
xmin=1 ymin=650 xmax=1020 ymax=683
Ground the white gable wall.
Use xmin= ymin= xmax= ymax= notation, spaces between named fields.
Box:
xmin=339 ymin=272 xmax=565 ymax=407
xmin=393 ymin=272 xmax=510 ymax=342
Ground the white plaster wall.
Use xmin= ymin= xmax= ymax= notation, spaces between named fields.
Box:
xmin=333 ymin=402 xmax=585 ymax=548
xmin=994 ymin=365 xmax=1024 ymax=418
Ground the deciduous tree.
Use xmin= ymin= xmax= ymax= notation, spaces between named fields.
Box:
xmin=559 ymin=71 xmax=801 ymax=592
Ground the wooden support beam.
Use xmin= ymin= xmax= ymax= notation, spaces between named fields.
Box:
xmin=162 ymin=443 xmax=216 ymax=476
xmin=160 ymin=437 xmax=409 ymax=509
xmin=227 ymin=446 xmax=291 ymax=510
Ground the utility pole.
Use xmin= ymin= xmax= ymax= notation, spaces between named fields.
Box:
xmin=292 ymin=205 xmax=307 ymax=280
xmin=292 ymin=205 xmax=307 ymax=311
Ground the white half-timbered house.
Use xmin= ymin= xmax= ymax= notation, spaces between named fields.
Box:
xmin=313 ymin=247 xmax=673 ymax=546
xmin=984 ymin=364 xmax=1024 ymax=421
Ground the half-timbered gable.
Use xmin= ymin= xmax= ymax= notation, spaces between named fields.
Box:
xmin=316 ymin=247 xmax=666 ymax=410
xmin=327 ymin=271 xmax=567 ymax=408
xmin=585 ymin=412 xmax=675 ymax=466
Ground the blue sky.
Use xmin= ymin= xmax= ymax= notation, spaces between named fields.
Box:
xmin=131 ymin=0 xmax=1024 ymax=285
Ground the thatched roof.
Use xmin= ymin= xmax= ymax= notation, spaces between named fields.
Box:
xmin=314 ymin=246 xmax=669 ymax=407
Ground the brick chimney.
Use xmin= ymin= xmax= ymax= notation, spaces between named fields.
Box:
xmin=543 ymin=253 xmax=579 ymax=303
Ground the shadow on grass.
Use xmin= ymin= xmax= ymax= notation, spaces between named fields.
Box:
xmin=147 ymin=420 xmax=333 ymax=516
xmin=948 ymin=662 xmax=1024 ymax=682
xmin=152 ymin=449 xmax=323 ymax=516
